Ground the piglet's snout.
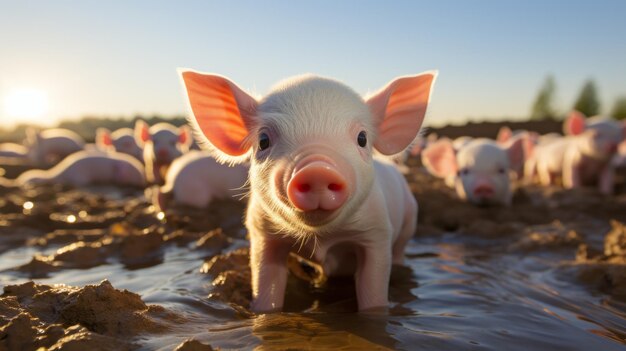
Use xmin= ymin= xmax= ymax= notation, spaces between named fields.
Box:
xmin=287 ymin=161 xmax=348 ymax=212
xmin=473 ymin=184 xmax=495 ymax=198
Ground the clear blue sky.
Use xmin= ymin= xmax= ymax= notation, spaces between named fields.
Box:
xmin=1 ymin=1 xmax=625 ymax=127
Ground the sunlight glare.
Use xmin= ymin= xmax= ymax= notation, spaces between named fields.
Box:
xmin=3 ymin=89 xmax=49 ymax=122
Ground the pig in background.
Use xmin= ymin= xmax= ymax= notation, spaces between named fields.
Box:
xmin=180 ymin=69 xmax=437 ymax=312
xmin=24 ymin=128 xmax=85 ymax=167
xmin=0 ymin=143 xmax=28 ymax=160
xmin=96 ymin=128 xmax=144 ymax=162
xmin=134 ymin=120 xmax=192 ymax=185
xmin=524 ymin=111 xmax=626 ymax=194
xmin=14 ymin=150 xmax=145 ymax=188
xmin=154 ymin=150 xmax=249 ymax=211
xmin=422 ymin=137 xmax=525 ymax=206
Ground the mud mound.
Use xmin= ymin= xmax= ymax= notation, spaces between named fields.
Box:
xmin=0 ymin=280 xmax=177 ymax=351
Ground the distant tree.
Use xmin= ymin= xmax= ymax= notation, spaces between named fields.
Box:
xmin=573 ymin=80 xmax=600 ymax=117
xmin=610 ymin=96 xmax=626 ymax=120
xmin=530 ymin=75 xmax=558 ymax=120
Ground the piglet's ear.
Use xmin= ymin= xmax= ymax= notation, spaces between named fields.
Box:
xmin=178 ymin=125 xmax=191 ymax=146
xmin=96 ymin=128 xmax=112 ymax=147
xmin=564 ymin=110 xmax=587 ymax=136
xmin=134 ymin=120 xmax=151 ymax=145
xmin=366 ymin=71 xmax=437 ymax=155
xmin=496 ymin=126 xmax=513 ymax=144
xmin=504 ymin=136 xmax=525 ymax=171
xmin=179 ymin=69 xmax=257 ymax=163
xmin=421 ymin=138 xmax=457 ymax=178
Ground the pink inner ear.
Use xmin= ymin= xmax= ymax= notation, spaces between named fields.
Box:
xmin=178 ymin=127 xmax=188 ymax=145
xmin=496 ymin=127 xmax=513 ymax=144
xmin=564 ymin=110 xmax=587 ymax=135
xmin=181 ymin=71 xmax=256 ymax=157
xmin=422 ymin=139 xmax=457 ymax=177
xmin=138 ymin=123 xmax=151 ymax=142
xmin=98 ymin=130 xmax=112 ymax=147
xmin=367 ymin=72 xmax=436 ymax=155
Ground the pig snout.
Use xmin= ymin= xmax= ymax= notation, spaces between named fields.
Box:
xmin=287 ymin=158 xmax=348 ymax=212
xmin=473 ymin=184 xmax=495 ymax=198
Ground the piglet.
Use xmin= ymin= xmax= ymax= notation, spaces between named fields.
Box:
xmin=96 ymin=128 xmax=144 ymax=162
xmin=180 ymin=69 xmax=437 ymax=312
xmin=0 ymin=143 xmax=28 ymax=160
xmin=422 ymin=137 xmax=524 ymax=206
xmin=16 ymin=150 xmax=145 ymax=187
xmin=134 ymin=120 xmax=191 ymax=184
xmin=25 ymin=128 xmax=85 ymax=167
xmin=156 ymin=150 xmax=248 ymax=210
xmin=526 ymin=111 xmax=625 ymax=194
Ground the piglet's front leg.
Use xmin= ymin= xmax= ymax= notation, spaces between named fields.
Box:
xmin=249 ymin=232 xmax=291 ymax=313
xmin=355 ymin=241 xmax=393 ymax=312
xmin=598 ymin=166 xmax=615 ymax=195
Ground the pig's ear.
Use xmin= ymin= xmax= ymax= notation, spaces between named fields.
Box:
xmin=564 ymin=110 xmax=587 ymax=135
xmin=179 ymin=69 xmax=257 ymax=164
xmin=421 ymin=138 xmax=457 ymax=178
xmin=496 ymin=126 xmax=513 ymax=144
xmin=178 ymin=125 xmax=192 ymax=147
xmin=134 ymin=120 xmax=151 ymax=146
xmin=366 ymin=71 xmax=438 ymax=155
xmin=504 ymin=136 xmax=525 ymax=170
xmin=96 ymin=128 xmax=112 ymax=148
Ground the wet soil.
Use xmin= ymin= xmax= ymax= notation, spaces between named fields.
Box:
xmin=0 ymin=157 xmax=626 ymax=350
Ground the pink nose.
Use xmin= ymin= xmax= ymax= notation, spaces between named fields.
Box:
xmin=157 ymin=149 xmax=169 ymax=159
xmin=287 ymin=162 xmax=348 ymax=212
xmin=473 ymin=184 xmax=494 ymax=198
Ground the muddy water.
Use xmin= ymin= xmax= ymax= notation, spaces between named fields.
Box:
xmin=0 ymin=160 xmax=625 ymax=350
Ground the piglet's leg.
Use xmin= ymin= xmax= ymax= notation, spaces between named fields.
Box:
xmin=562 ymin=159 xmax=580 ymax=189
xmin=355 ymin=243 xmax=392 ymax=312
xmin=598 ymin=166 xmax=614 ymax=195
xmin=249 ymin=233 xmax=291 ymax=313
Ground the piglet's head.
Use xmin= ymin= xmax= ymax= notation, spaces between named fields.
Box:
xmin=565 ymin=111 xmax=625 ymax=159
xmin=135 ymin=120 xmax=191 ymax=163
xmin=180 ymin=69 xmax=436 ymax=234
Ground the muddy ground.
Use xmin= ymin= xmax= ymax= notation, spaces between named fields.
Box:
xmin=0 ymin=154 xmax=626 ymax=350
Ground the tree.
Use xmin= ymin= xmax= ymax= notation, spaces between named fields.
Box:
xmin=530 ymin=75 xmax=558 ymax=120
xmin=573 ymin=80 xmax=600 ymax=117
xmin=611 ymin=96 xmax=626 ymax=120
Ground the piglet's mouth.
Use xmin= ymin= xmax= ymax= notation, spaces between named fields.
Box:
xmin=293 ymin=208 xmax=341 ymax=227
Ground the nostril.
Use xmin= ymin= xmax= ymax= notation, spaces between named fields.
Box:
xmin=328 ymin=183 xmax=343 ymax=191
xmin=297 ymin=183 xmax=311 ymax=192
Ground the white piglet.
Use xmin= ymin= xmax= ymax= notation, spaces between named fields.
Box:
xmin=156 ymin=150 xmax=249 ymax=210
xmin=25 ymin=128 xmax=85 ymax=167
xmin=134 ymin=121 xmax=192 ymax=184
xmin=16 ymin=150 xmax=145 ymax=187
xmin=96 ymin=128 xmax=144 ymax=162
xmin=422 ymin=137 xmax=524 ymax=206
xmin=526 ymin=111 xmax=625 ymax=194
xmin=180 ymin=69 xmax=437 ymax=312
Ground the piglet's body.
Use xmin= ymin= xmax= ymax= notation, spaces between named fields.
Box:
xmin=25 ymin=128 xmax=85 ymax=167
xmin=156 ymin=150 xmax=248 ymax=210
xmin=97 ymin=128 xmax=143 ymax=162
xmin=16 ymin=150 xmax=145 ymax=188
xmin=423 ymin=138 xmax=524 ymax=206
xmin=525 ymin=111 xmax=625 ymax=194
xmin=180 ymin=70 xmax=437 ymax=312
xmin=0 ymin=143 xmax=28 ymax=159
xmin=135 ymin=121 xmax=191 ymax=185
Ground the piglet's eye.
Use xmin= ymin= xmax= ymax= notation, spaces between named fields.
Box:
xmin=459 ymin=168 xmax=470 ymax=176
xmin=259 ymin=132 xmax=271 ymax=151
xmin=498 ymin=168 xmax=506 ymax=174
xmin=357 ymin=131 xmax=367 ymax=147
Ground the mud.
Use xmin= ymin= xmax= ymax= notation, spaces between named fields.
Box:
xmin=0 ymin=154 xmax=626 ymax=350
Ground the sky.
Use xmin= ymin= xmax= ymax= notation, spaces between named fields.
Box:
xmin=0 ymin=0 xmax=625 ymax=128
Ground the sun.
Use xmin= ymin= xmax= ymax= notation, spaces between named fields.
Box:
xmin=3 ymin=88 xmax=49 ymax=123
